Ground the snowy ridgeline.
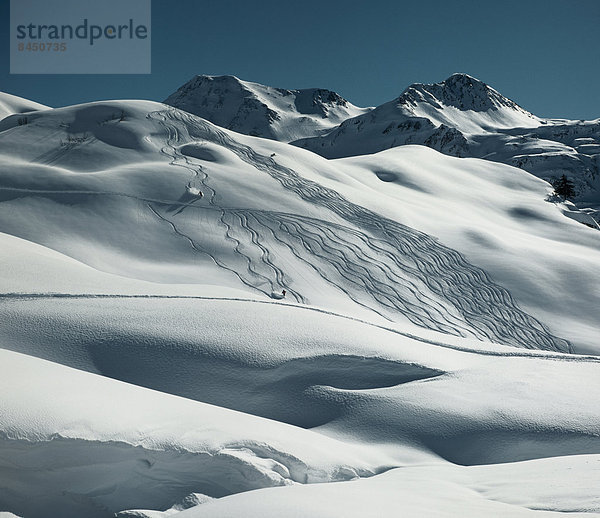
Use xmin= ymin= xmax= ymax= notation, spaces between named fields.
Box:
xmin=163 ymin=74 xmax=371 ymax=142
xmin=0 ymin=90 xmax=599 ymax=518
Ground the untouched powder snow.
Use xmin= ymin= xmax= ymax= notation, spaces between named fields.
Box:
xmin=0 ymin=91 xmax=599 ymax=518
xmin=2 ymin=304 xmax=600 ymax=517
xmin=0 ymin=349 xmax=402 ymax=518
xmin=2 ymin=309 xmax=600 ymax=517
xmin=2 ymin=296 xmax=600 ymax=456
xmin=0 ymin=92 xmax=49 ymax=121
xmin=173 ymin=457 xmax=600 ymax=518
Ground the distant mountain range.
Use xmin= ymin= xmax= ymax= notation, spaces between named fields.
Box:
xmin=165 ymin=73 xmax=600 ymax=211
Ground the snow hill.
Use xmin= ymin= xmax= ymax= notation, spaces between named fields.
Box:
xmin=0 ymin=92 xmax=48 ymax=121
xmin=0 ymin=95 xmax=599 ymax=517
xmin=164 ymin=75 xmax=371 ymax=142
xmin=2 ymin=100 xmax=599 ymax=351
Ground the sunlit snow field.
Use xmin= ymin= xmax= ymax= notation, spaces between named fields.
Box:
xmin=0 ymin=82 xmax=599 ymax=517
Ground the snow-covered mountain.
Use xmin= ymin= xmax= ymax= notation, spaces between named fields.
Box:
xmin=295 ymin=73 xmax=540 ymax=157
xmin=1 ymin=92 xmax=600 ymax=518
xmin=162 ymin=74 xmax=599 ymax=212
xmin=294 ymin=73 xmax=600 ymax=210
xmin=164 ymin=75 xmax=371 ymax=142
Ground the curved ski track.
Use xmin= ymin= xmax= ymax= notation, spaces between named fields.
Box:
xmin=142 ymin=109 xmax=571 ymax=353
xmin=0 ymin=109 xmax=570 ymax=352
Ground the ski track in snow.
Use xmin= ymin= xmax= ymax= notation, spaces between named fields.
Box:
xmin=2 ymin=91 xmax=599 ymax=518
xmin=0 ymin=109 xmax=570 ymax=352
xmin=142 ymin=109 xmax=571 ymax=353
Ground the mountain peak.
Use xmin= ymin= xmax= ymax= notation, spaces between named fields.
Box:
xmin=399 ymin=73 xmax=529 ymax=114
xmin=164 ymin=75 xmax=369 ymax=142
xmin=169 ymin=74 xmax=247 ymax=97
xmin=444 ymin=72 xmax=483 ymax=84
xmin=295 ymin=72 xmax=542 ymax=158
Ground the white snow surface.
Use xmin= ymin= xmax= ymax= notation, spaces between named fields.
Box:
xmin=0 ymin=93 xmax=599 ymax=518
xmin=1 ymin=99 xmax=598 ymax=351
xmin=0 ymin=92 xmax=48 ymax=121
xmin=174 ymin=456 xmax=600 ymax=518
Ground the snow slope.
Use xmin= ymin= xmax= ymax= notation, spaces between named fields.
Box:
xmin=2 ymin=298 xmax=599 ymax=517
xmin=2 ymin=295 xmax=600 ymax=457
xmin=174 ymin=456 xmax=600 ymax=518
xmin=164 ymin=75 xmax=370 ymax=142
xmin=324 ymin=146 xmax=600 ymax=354
xmin=0 ymin=92 xmax=48 ymax=121
xmin=0 ymin=100 xmax=589 ymax=351
xmin=2 ymin=304 xmax=600 ymax=517
xmin=1 ymin=95 xmax=599 ymax=518
xmin=1 ymin=101 xmax=599 ymax=351
xmin=294 ymin=74 xmax=600 ymax=211
xmin=172 ymin=456 xmax=600 ymax=518
xmin=0 ymin=348 xmax=398 ymax=518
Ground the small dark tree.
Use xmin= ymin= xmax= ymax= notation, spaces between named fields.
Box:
xmin=552 ymin=174 xmax=576 ymax=199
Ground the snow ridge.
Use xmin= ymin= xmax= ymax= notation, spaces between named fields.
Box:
xmin=0 ymin=92 xmax=49 ymax=121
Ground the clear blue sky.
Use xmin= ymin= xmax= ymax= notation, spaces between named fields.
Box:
xmin=2 ymin=0 xmax=599 ymax=119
